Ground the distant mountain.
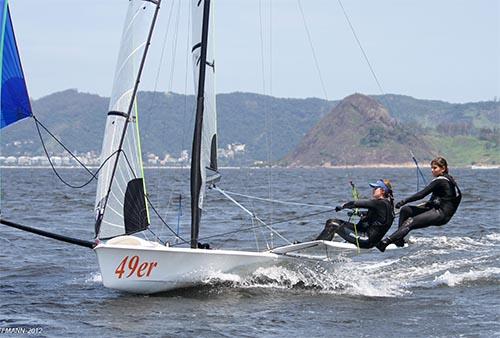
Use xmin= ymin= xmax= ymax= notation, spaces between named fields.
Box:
xmin=284 ymin=94 xmax=436 ymax=166
xmin=0 ymin=90 xmax=334 ymax=164
xmin=1 ymin=90 xmax=108 ymax=156
xmin=1 ymin=89 xmax=498 ymax=166
xmin=375 ymin=94 xmax=500 ymax=128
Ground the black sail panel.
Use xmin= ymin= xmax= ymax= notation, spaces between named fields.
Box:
xmin=124 ymin=178 xmax=149 ymax=234
xmin=210 ymin=134 xmax=217 ymax=170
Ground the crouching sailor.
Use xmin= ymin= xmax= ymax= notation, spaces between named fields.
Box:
xmin=316 ymin=179 xmax=395 ymax=249
xmin=376 ymin=157 xmax=462 ymax=252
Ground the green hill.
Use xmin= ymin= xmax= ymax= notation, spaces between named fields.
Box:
xmin=1 ymin=90 xmax=498 ymax=166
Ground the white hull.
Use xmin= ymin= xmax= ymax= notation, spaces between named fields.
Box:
xmin=94 ymin=236 xmax=404 ymax=294
xmin=94 ymin=236 xmax=283 ymax=294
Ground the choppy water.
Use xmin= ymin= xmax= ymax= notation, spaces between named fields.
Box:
xmin=0 ymin=167 xmax=499 ymax=337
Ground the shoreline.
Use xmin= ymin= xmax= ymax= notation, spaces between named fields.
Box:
xmin=1 ymin=164 xmax=497 ymax=170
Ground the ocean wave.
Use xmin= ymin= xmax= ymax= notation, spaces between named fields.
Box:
xmin=485 ymin=233 xmax=500 ymax=242
xmin=85 ymin=272 xmax=102 ymax=284
xmin=410 ymin=235 xmax=498 ymax=250
xmin=432 ymin=268 xmax=500 ymax=287
xmin=198 ymin=262 xmax=409 ymax=297
xmin=423 ymin=268 xmax=500 ymax=288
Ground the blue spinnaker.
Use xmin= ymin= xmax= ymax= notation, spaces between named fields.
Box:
xmin=0 ymin=0 xmax=32 ymax=129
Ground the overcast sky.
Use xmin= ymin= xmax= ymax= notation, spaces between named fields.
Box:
xmin=9 ymin=0 xmax=499 ymax=103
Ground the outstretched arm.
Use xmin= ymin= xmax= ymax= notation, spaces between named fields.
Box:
xmin=401 ymin=179 xmax=440 ymax=204
xmin=342 ymin=199 xmax=378 ymax=210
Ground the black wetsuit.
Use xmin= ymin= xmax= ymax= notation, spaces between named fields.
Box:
xmin=384 ymin=174 xmax=461 ymax=244
xmin=316 ymin=198 xmax=395 ymax=249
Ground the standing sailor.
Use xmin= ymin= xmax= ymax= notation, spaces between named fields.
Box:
xmin=376 ymin=157 xmax=461 ymax=252
xmin=316 ymin=179 xmax=395 ymax=249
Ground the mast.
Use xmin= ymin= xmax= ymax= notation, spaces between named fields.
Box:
xmin=190 ymin=0 xmax=211 ymax=249
xmin=94 ymin=0 xmax=161 ymax=238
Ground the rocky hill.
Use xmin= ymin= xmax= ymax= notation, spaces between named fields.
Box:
xmin=284 ymin=94 xmax=436 ymax=166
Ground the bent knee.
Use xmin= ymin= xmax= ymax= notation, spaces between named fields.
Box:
xmin=326 ymin=219 xmax=341 ymax=227
xmin=400 ymin=205 xmax=413 ymax=214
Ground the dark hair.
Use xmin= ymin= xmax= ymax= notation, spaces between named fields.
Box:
xmin=431 ymin=157 xmax=449 ymax=174
xmin=382 ymin=179 xmax=394 ymax=205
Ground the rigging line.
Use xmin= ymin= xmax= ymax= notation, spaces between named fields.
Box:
xmin=195 ymin=223 xmax=268 ymax=244
xmin=266 ymin=1 xmax=275 ymax=248
xmin=34 ymin=117 xmax=121 ymax=189
xmin=121 ymin=151 xmax=189 ymax=243
xmin=236 ymin=155 xmax=269 ymax=249
xmin=337 ymin=0 xmax=384 ymax=95
xmin=143 ymin=0 xmax=176 ymax=211
xmin=349 ymin=181 xmax=361 ymax=253
xmin=233 ymin=3 xmax=269 ymax=249
xmin=176 ymin=193 xmax=182 ymax=243
xmin=259 ymin=0 xmax=274 ymax=248
xmin=159 ymin=0 xmax=184 ymax=224
xmin=297 ymin=0 xmax=329 ymax=100
xmin=270 ymin=208 xmax=336 ymax=227
xmin=213 ymin=186 xmax=292 ymax=244
xmin=269 ymin=0 xmax=273 ymax=96
xmin=217 ymin=188 xmax=333 ymax=209
xmin=150 ymin=0 xmax=175 ymax=100
xmin=337 ymin=1 xmax=423 ymax=169
xmin=252 ymin=216 xmax=260 ymax=251
xmin=32 ymin=115 xmax=94 ymax=177
xmin=258 ymin=0 xmax=267 ymax=94
xmin=410 ymin=150 xmax=427 ymax=185
xmin=190 ymin=207 xmax=336 ymax=246
xmin=168 ymin=0 xmax=182 ymax=93
xmin=160 ymin=0 xmax=179 ymax=218
xmin=147 ymin=227 xmax=166 ymax=245
xmin=181 ymin=0 xmax=193 ymax=159
xmin=138 ymin=187 xmax=187 ymax=247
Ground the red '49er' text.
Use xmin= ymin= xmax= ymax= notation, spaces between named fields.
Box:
xmin=115 ymin=255 xmax=158 ymax=279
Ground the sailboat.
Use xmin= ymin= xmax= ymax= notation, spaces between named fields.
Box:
xmin=1 ymin=0 xmax=388 ymax=294
xmin=92 ymin=0 xmax=348 ymax=294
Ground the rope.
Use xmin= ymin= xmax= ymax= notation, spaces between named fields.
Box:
xmin=33 ymin=108 xmax=181 ymax=244
xmin=144 ymin=0 xmax=176 ymax=215
xmin=189 ymin=207 xmax=335 ymax=247
xmin=337 ymin=1 xmax=430 ymax=199
xmin=337 ymin=0 xmax=385 ymax=95
xmin=349 ymin=181 xmax=361 ymax=253
xmin=259 ymin=0 xmax=276 ymax=248
xmin=120 ymin=151 xmax=189 ymax=245
xmin=176 ymin=194 xmax=182 ymax=243
xmin=215 ymin=188 xmax=333 ymax=209
xmin=33 ymin=115 xmax=119 ymax=189
xmin=213 ymin=186 xmax=292 ymax=245
xmin=147 ymin=227 xmax=166 ymax=246
xmin=410 ymin=151 xmax=427 ymax=191
xmin=297 ymin=0 xmax=329 ymax=100
xmin=33 ymin=115 xmax=94 ymax=176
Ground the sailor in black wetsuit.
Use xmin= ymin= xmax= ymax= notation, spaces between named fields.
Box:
xmin=376 ymin=157 xmax=461 ymax=252
xmin=316 ymin=179 xmax=395 ymax=249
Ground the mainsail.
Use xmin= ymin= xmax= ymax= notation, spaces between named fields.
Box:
xmin=190 ymin=0 xmax=218 ymax=247
xmin=0 ymin=0 xmax=32 ymax=129
xmin=95 ymin=0 xmax=158 ymax=239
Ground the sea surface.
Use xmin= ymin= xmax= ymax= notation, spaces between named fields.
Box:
xmin=0 ymin=167 xmax=498 ymax=337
